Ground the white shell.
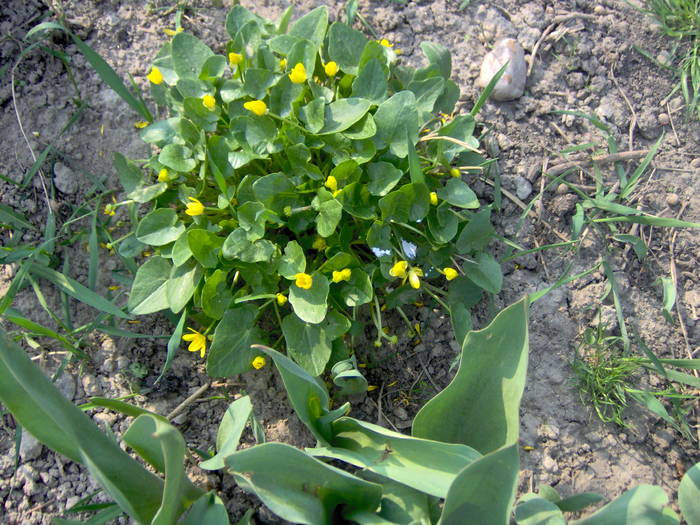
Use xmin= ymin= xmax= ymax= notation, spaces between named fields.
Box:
xmin=477 ymin=38 xmax=527 ymax=102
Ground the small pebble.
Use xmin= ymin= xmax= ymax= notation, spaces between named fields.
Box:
xmin=477 ymin=38 xmax=527 ymax=101
xmin=658 ymin=113 xmax=670 ymax=126
xmin=690 ymin=158 xmax=700 ymax=169
xmin=515 ymin=176 xmax=533 ymax=200
xmin=666 ymin=193 xmax=680 ymax=207
xmin=556 ymin=183 xmax=569 ymax=195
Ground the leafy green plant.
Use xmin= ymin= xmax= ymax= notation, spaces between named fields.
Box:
xmin=4 ymin=297 xmax=700 ymax=524
xmin=112 ymin=5 xmax=498 ymax=380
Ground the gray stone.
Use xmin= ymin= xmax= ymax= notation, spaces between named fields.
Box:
xmin=52 ymin=162 xmax=79 ymax=195
xmin=477 ymin=39 xmax=527 ymax=101
xmin=19 ymin=432 xmax=43 ymax=462
xmin=515 ymin=176 xmax=533 ymax=200
xmin=81 ymin=374 xmax=101 ymax=396
xmin=54 ymin=373 xmax=76 ymax=401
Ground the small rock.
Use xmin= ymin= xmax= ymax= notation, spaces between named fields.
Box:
xmin=542 ymin=454 xmax=559 ymax=473
xmin=54 ymin=372 xmax=76 ymax=401
xmin=392 ymin=406 xmax=408 ymax=420
xmin=82 ymin=374 xmax=101 ymax=396
xmin=19 ymin=432 xmax=43 ymax=462
xmin=666 ymin=193 xmax=680 ymax=207
xmin=52 ymin=162 xmax=79 ymax=195
xmin=690 ymin=158 xmax=700 ymax=169
xmin=515 ymin=176 xmax=533 ymax=200
xmin=556 ymin=183 xmax=569 ymax=195
xmin=658 ymin=113 xmax=670 ymax=126
xmin=477 ymin=38 xmax=527 ymax=101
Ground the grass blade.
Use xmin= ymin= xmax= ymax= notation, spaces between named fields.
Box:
xmin=470 ymin=62 xmax=507 ymax=117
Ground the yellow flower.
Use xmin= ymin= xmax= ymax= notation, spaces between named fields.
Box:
xmin=312 ymin=237 xmax=327 ymax=250
xmin=157 ymin=168 xmax=169 ymax=182
xmin=288 ymin=62 xmax=307 ymax=84
xmin=183 ymin=327 xmax=206 ymax=358
xmin=202 ymin=94 xmax=216 ymax=110
xmin=228 ymin=51 xmax=243 ymax=65
xmin=443 ymin=267 xmax=459 ymax=281
xmin=147 ymin=66 xmax=163 ymax=85
xmin=244 ymin=100 xmax=268 ymax=116
xmin=134 ymin=121 xmax=149 ymax=129
xmin=408 ymin=267 xmax=424 ymax=289
xmin=276 ymin=293 xmax=288 ymax=306
xmin=378 ymin=38 xmax=393 ymax=48
xmin=294 ymin=272 xmax=313 ymax=290
xmin=324 ymin=175 xmax=338 ymax=193
xmin=252 ymin=356 xmax=266 ymax=369
xmin=324 ymin=61 xmax=339 ymax=76
xmin=163 ymin=27 xmax=183 ymax=36
xmin=450 ymin=168 xmax=461 ymax=178
xmin=430 ymin=192 xmax=438 ymax=206
xmin=185 ymin=197 xmax=205 ymax=216
xmin=279 ymin=58 xmax=287 ymax=69
xmin=104 ymin=204 xmax=115 ymax=216
xmin=389 ymin=260 xmax=408 ymax=279
xmin=332 ymin=189 xmax=342 ymax=198
xmin=332 ymin=268 xmax=352 ymax=283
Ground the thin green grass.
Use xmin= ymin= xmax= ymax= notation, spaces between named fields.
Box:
xmin=644 ymin=0 xmax=700 ymax=117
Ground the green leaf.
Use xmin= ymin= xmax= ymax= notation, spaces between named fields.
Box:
xmin=407 ymin=77 xmax=445 ymax=124
xmin=351 ymin=58 xmax=388 ymax=104
xmin=679 ymin=463 xmax=700 ymax=525
xmin=328 ymin=22 xmax=367 ymax=75
xmin=427 ymin=203 xmax=458 ymax=244
xmin=113 ymin=152 xmax=143 ymax=194
xmin=172 ymin=233 xmax=193 ymax=267
xmin=288 ymin=39 xmax=318 ymax=81
xmin=290 ymin=273 xmax=330 ymax=324
xmin=122 ymin=415 xmax=203 ymax=525
xmin=128 ymin=257 xmax=171 ymax=315
xmin=136 ymin=208 xmax=185 ymax=246
xmin=412 ymin=298 xmax=528 ymax=453
xmin=28 ymin=264 xmax=129 ymax=320
xmin=337 ymin=181 xmax=377 ymax=220
xmin=456 ymin=208 xmax=494 ymax=253
xmin=279 ymin=241 xmax=306 ymax=279
xmin=315 ymin=195 xmax=343 ymax=237
xmin=421 ymin=41 xmax=451 ymax=79
xmin=0 ymin=329 xmax=165 ymax=523
xmin=127 ymin=182 xmax=168 ymax=204
xmin=300 ymin=99 xmax=326 ymax=133
xmin=572 ymin=485 xmax=676 ymax=524
xmin=255 ymin=346 xmax=334 ymax=443
xmin=373 ymin=91 xmax=419 ymax=158
xmin=367 ymin=162 xmax=404 ymax=196
xmin=166 ymin=258 xmax=202 ymax=313
xmin=171 ymin=33 xmax=214 ymax=78
xmin=612 ymin=234 xmax=647 ymax=260
xmin=437 ymin=178 xmax=479 ymax=208
xmin=330 ymin=357 xmax=368 ymax=396
xmin=243 ymin=68 xmax=275 ymax=99
xmin=207 ymin=306 xmax=263 ymax=377
xmin=227 ymin=442 xmax=381 ymax=525
xmin=288 ymin=6 xmax=328 ymax=48
xmin=339 ymin=268 xmax=373 ymax=307
xmin=319 ymin=98 xmax=372 ymax=135
xmin=440 ymin=445 xmax=519 ymax=525
xmin=515 ymin=495 xmax=566 ymax=525
xmin=201 ymin=269 xmax=233 ymax=320
xmin=311 ymin=417 xmax=481 ymax=498
xmin=379 ymin=183 xmax=430 ymax=223
xmin=555 ymin=493 xmax=604 ymax=513
xmin=200 ymin=396 xmax=253 ymax=470
xmin=182 ymin=492 xmax=231 ymax=525
xmin=343 ymin=114 xmax=376 ymax=140
xmin=187 ymin=229 xmax=224 ymax=268
xmin=226 ymin=6 xmax=261 ymax=39
xmin=158 ymin=144 xmax=197 ymax=172
xmin=270 ymin=76 xmax=304 ymax=117
xmin=140 ymin=119 xmax=176 ymax=146
xmin=447 ymin=276 xmax=481 ymax=345
xmin=462 ymin=252 xmax=502 ymax=294
xmin=282 ymin=313 xmax=347 ymax=376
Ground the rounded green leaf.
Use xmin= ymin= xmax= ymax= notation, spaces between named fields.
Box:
xmin=136 ymin=209 xmax=186 ymax=246
xmin=201 ymin=269 xmax=233 ymax=320
xmin=319 ymin=98 xmax=372 ymax=135
xmin=188 ymin=229 xmax=224 ymax=268
xmin=680 ymin=463 xmax=700 ymax=525
xmin=339 ymin=269 xmax=373 ymax=307
xmin=166 ymin=259 xmax=202 ymax=314
xmin=367 ymin=161 xmax=403 ymax=196
xmin=171 ymin=33 xmax=215 ymax=78
xmin=437 ymin=178 xmax=479 ymax=209
xmin=327 ymin=22 xmax=367 ymax=75
xmin=128 ymin=257 xmax=172 ymax=315
xmin=289 ymin=274 xmax=329 ymax=324
xmin=207 ymin=306 xmax=263 ymax=377
xmin=279 ymin=241 xmax=306 ymax=279
xmin=158 ymin=144 xmax=197 ymax=172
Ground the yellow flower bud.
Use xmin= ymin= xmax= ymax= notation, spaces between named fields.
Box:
xmin=134 ymin=121 xmax=148 ymax=129
xmin=408 ymin=267 xmax=423 ymax=289
xmin=243 ymin=100 xmax=268 ymax=116
xmin=450 ymin=168 xmax=461 ymax=177
xmin=324 ymin=175 xmax=338 ymax=193
xmin=430 ymin=192 xmax=438 ymax=205
xmin=147 ymin=66 xmax=163 ymax=85
xmin=389 ymin=260 xmax=408 ymax=279
xmin=163 ymin=27 xmax=183 ymax=36
xmin=228 ymin=51 xmax=243 ymax=65
xmin=294 ymin=272 xmax=313 ymax=290
xmin=312 ymin=237 xmax=327 ymax=251
xmin=158 ymin=169 xmax=169 ymax=182
xmin=251 ymin=356 xmax=266 ymax=369
xmin=202 ymin=94 xmax=216 ymax=110
xmin=185 ymin=197 xmax=205 ymax=216
xmin=378 ymin=38 xmax=393 ymax=48
xmin=279 ymin=58 xmax=287 ymax=69
xmin=324 ymin=61 xmax=339 ymax=76
xmin=443 ymin=267 xmax=459 ymax=280
xmin=288 ymin=62 xmax=307 ymax=84
xmin=332 ymin=268 xmax=352 ymax=283
xmin=276 ymin=293 xmax=288 ymax=306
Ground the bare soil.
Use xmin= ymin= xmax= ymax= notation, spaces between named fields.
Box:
xmin=1 ymin=0 xmax=699 ymax=523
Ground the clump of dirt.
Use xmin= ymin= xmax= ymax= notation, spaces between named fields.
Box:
xmin=1 ymin=0 xmax=699 ymax=523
